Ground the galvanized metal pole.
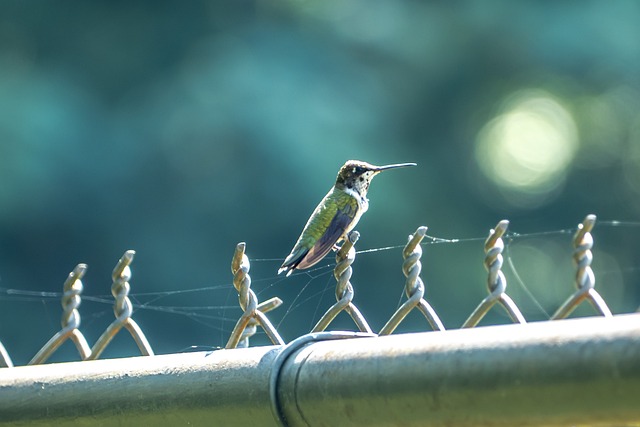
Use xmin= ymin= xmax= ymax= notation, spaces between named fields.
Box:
xmin=2 ymin=314 xmax=640 ymax=426
xmin=278 ymin=314 xmax=640 ymax=427
xmin=0 ymin=347 xmax=280 ymax=426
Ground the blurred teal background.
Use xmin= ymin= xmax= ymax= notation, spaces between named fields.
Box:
xmin=1 ymin=1 xmax=640 ymax=364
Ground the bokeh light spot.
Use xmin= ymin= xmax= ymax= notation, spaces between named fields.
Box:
xmin=475 ymin=90 xmax=579 ymax=207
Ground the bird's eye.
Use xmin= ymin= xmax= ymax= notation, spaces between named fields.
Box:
xmin=352 ymin=167 xmax=357 ymax=173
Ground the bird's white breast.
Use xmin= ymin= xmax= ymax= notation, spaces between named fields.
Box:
xmin=343 ymin=186 xmax=369 ymax=214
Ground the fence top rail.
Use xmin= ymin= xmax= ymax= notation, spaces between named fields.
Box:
xmin=1 ymin=313 xmax=640 ymax=427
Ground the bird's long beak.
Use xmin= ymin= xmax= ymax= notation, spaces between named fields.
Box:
xmin=373 ymin=162 xmax=417 ymax=172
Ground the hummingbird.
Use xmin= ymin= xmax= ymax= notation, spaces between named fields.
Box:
xmin=278 ymin=160 xmax=417 ymax=276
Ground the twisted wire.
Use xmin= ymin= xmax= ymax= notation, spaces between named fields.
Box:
xmin=484 ymin=221 xmax=507 ymax=295
xmin=552 ymin=215 xmax=612 ymax=319
xmin=88 ymin=251 xmax=154 ymax=359
xmin=574 ymin=218 xmax=595 ymax=292
xmin=402 ymin=230 xmax=423 ymax=297
xmin=463 ymin=220 xmax=526 ymax=328
xmin=379 ymin=226 xmax=444 ymax=335
xmin=0 ymin=213 xmax=630 ymax=367
xmin=232 ymin=245 xmax=259 ymax=348
xmin=333 ymin=234 xmax=356 ymax=305
xmin=226 ymin=243 xmax=283 ymax=349
xmin=232 ymin=244 xmax=255 ymax=313
xmin=28 ymin=264 xmax=92 ymax=365
xmin=312 ymin=231 xmax=372 ymax=333
xmin=60 ymin=264 xmax=86 ymax=330
xmin=111 ymin=252 xmax=134 ymax=322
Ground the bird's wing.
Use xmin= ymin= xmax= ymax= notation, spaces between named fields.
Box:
xmin=279 ymin=195 xmax=358 ymax=275
xmin=296 ymin=204 xmax=357 ymax=270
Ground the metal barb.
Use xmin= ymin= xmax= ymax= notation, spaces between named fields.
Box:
xmin=551 ymin=214 xmax=613 ymax=319
xmin=29 ymin=264 xmax=92 ymax=364
xmin=379 ymin=226 xmax=445 ymax=335
xmin=463 ymin=220 xmax=526 ymax=328
xmin=312 ymin=231 xmax=373 ymax=333
xmin=88 ymin=250 xmax=154 ymax=360
xmin=226 ymin=242 xmax=284 ymax=349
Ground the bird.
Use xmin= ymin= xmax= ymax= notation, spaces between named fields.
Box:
xmin=278 ymin=160 xmax=416 ymax=276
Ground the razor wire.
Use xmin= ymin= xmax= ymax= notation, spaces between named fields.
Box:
xmin=0 ymin=213 xmax=619 ymax=366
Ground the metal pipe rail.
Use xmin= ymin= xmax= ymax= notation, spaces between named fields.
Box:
xmin=1 ymin=314 xmax=640 ymax=426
